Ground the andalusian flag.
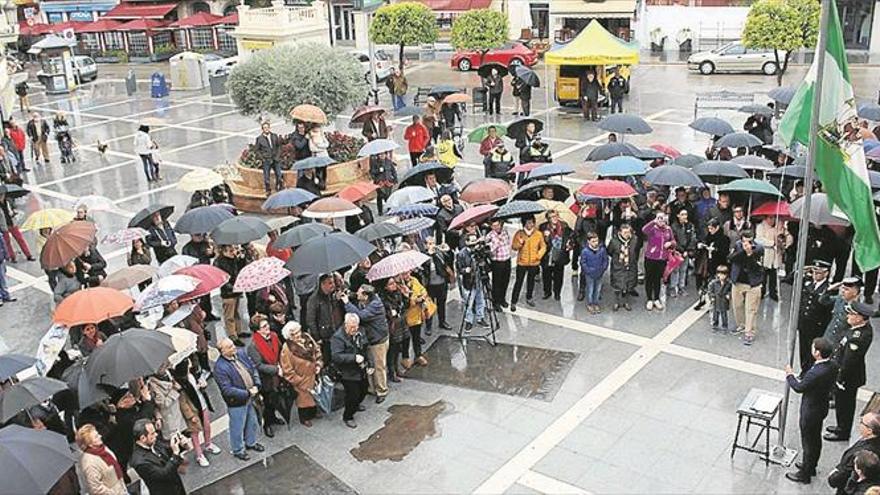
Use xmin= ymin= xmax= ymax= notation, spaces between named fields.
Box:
xmin=779 ymin=1 xmax=880 ymax=271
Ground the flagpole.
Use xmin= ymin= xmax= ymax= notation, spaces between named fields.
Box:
xmin=772 ymin=0 xmax=831 ymax=464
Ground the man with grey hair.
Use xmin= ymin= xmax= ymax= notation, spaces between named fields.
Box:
xmin=342 ymin=284 xmax=390 ymax=404
xmin=331 ymin=312 xmax=370 ymax=428
xmin=213 ymin=337 xmax=264 ymax=460
xmin=828 ymin=413 xmax=880 ymax=492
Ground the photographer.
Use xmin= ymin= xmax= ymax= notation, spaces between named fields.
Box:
xmin=331 ymin=313 xmax=371 ymax=429
xmin=455 ymin=234 xmax=489 ymax=331
xmin=130 ymin=419 xmax=188 ymax=495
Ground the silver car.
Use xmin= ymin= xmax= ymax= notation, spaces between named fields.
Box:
xmin=687 ymin=42 xmax=782 ymax=76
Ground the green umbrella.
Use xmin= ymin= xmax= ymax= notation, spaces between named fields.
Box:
xmin=468 ymin=124 xmax=507 ymax=144
xmin=717 ymin=178 xmax=783 ymax=197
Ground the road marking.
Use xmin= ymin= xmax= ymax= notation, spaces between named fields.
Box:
xmin=518 ymin=470 xmax=592 ymax=495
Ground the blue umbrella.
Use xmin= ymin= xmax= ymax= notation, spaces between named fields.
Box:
xmin=527 ymin=163 xmax=575 ymax=182
xmin=865 ymin=140 xmax=880 ymax=152
xmin=585 ymin=142 xmax=640 ymax=161
xmin=175 ymin=204 xmax=235 ymax=234
xmin=689 ymin=117 xmax=734 ymax=136
xmin=386 ymin=203 xmax=439 ymax=218
xmin=262 ymin=188 xmax=318 ymax=210
xmin=399 ymin=161 xmax=453 ymax=187
xmin=357 ymin=138 xmax=398 ymax=157
xmin=597 ymin=156 xmax=649 ymax=177
xmin=293 ymin=156 xmax=335 ymax=171
xmin=396 ymin=217 xmax=435 ymax=235
xmin=715 ymin=132 xmax=763 ymax=149
xmin=858 ymin=103 xmax=880 ymax=121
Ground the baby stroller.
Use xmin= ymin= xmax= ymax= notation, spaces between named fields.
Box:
xmin=55 ymin=125 xmax=76 ymax=164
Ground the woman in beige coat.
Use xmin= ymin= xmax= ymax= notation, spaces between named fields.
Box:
xmin=76 ymin=424 xmax=127 ymax=495
xmin=279 ymin=321 xmax=323 ymax=427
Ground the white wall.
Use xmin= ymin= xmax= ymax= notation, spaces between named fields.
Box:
xmin=635 ymin=5 xmax=750 ymax=51
xmin=871 ymin=1 xmax=880 ymax=55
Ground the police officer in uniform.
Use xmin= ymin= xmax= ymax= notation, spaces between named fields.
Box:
xmin=825 ymin=301 xmax=874 ymax=442
xmin=821 ymin=276 xmax=863 ymax=346
xmin=798 ymin=260 xmax=834 ymax=373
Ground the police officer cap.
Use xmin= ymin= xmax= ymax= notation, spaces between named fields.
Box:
xmin=842 ymin=276 xmax=863 ymax=287
xmin=846 ymin=301 xmax=873 ymax=318
xmin=812 ymin=260 xmax=832 ymax=270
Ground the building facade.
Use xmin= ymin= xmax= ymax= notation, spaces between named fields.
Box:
xmin=1 ymin=0 xmax=20 ymax=121
xmin=231 ymin=0 xmax=330 ymax=60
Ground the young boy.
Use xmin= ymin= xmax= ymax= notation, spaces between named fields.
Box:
xmin=707 ymin=265 xmax=732 ymax=332
xmin=579 ymin=232 xmax=609 ymax=314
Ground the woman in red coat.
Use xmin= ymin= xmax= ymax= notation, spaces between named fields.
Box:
xmin=403 ymin=115 xmax=430 ymax=167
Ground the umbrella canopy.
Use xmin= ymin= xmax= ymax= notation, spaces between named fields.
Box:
xmin=493 ymin=200 xmax=546 ymax=221
xmin=751 ymin=200 xmax=792 ymax=218
xmin=537 ymin=200 xmax=576 ymax=228
xmin=101 ymin=265 xmax=157 ymax=291
xmin=75 ymin=195 xmax=117 ymax=213
xmin=176 ymin=264 xmax=229 ymax=301
xmin=175 ymin=204 xmax=235 ymax=234
xmin=286 ymin=232 xmax=376 ymax=276
xmin=689 ymin=117 xmax=734 ymax=136
xmin=634 ymin=148 xmax=667 ymax=160
xmin=460 ymin=178 xmax=512 ymax=205
xmin=0 ymin=184 xmax=28 ymax=199
xmin=337 ymin=182 xmax=378 ymax=203
xmin=870 ymin=170 xmax=880 ymax=190
xmin=738 ymin=103 xmax=773 ymax=115
xmin=468 ymin=123 xmax=507 ymax=143
xmin=211 ymin=216 xmax=270 ymax=245
xmin=0 ymin=376 xmax=67 ymax=422
xmin=477 ymin=63 xmax=508 ymax=78
xmin=40 ymin=221 xmax=97 ymax=270
xmin=234 ymin=257 xmax=291 ymax=293
xmin=858 ymin=103 xmax=880 ymax=121
xmin=448 ymin=204 xmax=499 ymax=230
xmin=275 ymin=223 xmax=334 ymax=249
xmin=53 ymin=287 xmax=133 ymax=326
xmin=511 ymin=64 xmax=540 ymax=87
xmin=791 ymin=193 xmax=850 ymax=226
xmin=290 ymin=104 xmax=328 ymax=125
xmin=20 ymin=209 xmax=73 ymax=232
xmin=527 ymin=163 xmax=575 ymax=182
xmin=443 ymin=93 xmax=472 ymax=104
xmin=135 ymin=274 xmax=200 ymax=311
xmin=367 ymin=251 xmax=431 ymax=282
xmin=577 ymin=180 xmax=637 ymax=199
xmin=265 ymin=216 xmax=299 ymax=232
xmin=386 ymin=186 xmax=436 ymax=209
xmin=262 ymin=188 xmax=318 ymax=210
xmin=386 ymin=203 xmax=439 ymax=218
xmin=303 ymin=197 xmax=362 ymax=219
xmin=399 ymin=161 xmax=453 ymax=187
xmin=598 ymin=113 xmax=653 ymax=135
xmin=866 ymin=140 xmax=880 ymax=152
xmin=157 ymin=326 xmax=199 ymax=367
xmin=428 ymin=85 xmax=462 ymax=99
xmin=644 ymin=165 xmax=704 ymax=188
xmin=731 ymin=155 xmax=775 ymax=171
xmin=671 ymin=154 xmax=705 ymax=168
xmin=693 ymin=160 xmax=749 ymax=184
xmin=507 ymin=118 xmax=544 ymax=139
xmin=513 ymin=180 xmax=571 ymax=202
xmin=85 ymin=329 xmax=176 ymax=387
xmin=394 ymin=105 xmax=423 ymax=117
xmin=509 ymin=162 xmax=545 ymax=174
xmin=585 ymin=142 xmax=641 ymax=161
xmin=596 ymin=156 xmax=648 ymax=177
xmin=0 ymin=354 xmax=36 ymax=381
xmin=157 ymin=255 xmax=198 ymax=278
xmin=129 ymin=204 xmax=174 ymax=229
xmin=177 ymin=168 xmax=224 ymax=192
xmin=767 ymin=164 xmax=807 ymax=179
xmin=0 ymin=425 xmax=78 ymax=495
xmin=717 ymin=178 xmax=783 ymax=197
xmin=649 ymin=143 xmax=681 ymax=159
xmin=355 ymin=222 xmax=404 ymax=242
xmin=868 ymin=146 xmax=880 ymax=162
xmin=396 ymin=217 xmax=436 ymax=235
xmin=349 ymin=105 xmax=385 ymax=125
xmin=292 ymin=156 xmax=336 ymax=171
xmin=102 ymin=227 xmax=148 ymax=245
xmin=357 ymin=138 xmax=398 ymax=157
xmin=715 ymin=132 xmax=763 ymax=149
xmin=769 ymin=86 xmax=797 ymax=105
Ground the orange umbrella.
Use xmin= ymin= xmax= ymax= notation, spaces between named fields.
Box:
xmin=53 ymin=287 xmax=134 ymax=326
xmin=289 ymin=104 xmax=328 ymax=125
xmin=40 ymin=222 xmax=97 ymax=270
xmin=337 ymin=182 xmax=378 ymax=203
xmin=443 ymin=93 xmax=472 ymax=104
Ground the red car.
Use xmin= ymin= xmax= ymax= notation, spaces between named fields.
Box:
xmin=450 ymin=42 xmax=538 ymax=72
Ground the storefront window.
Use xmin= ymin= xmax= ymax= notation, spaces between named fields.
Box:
xmin=174 ymin=30 xmax=187 ymax=49
xmin=191 ymin=27 xmax=214 ymax=49
xmin=81 ymin=33 xmax=100 ymax=52
xmin=838 ymin=0 xmax=874 ymax=50
xmin=128 ymin=32 xmax=149 ymax=55
xmin=152 ymin=31 xmax=172 ymax=47
xmin=530 ymin=3 xmax=549 ymax=39
xmin=217 ymin=27 xmax=237 ymax=53
xmin=104 ymin=32 xmax=124 ymax=51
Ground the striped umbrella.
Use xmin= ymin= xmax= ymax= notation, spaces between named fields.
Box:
xmin=396 ymin=217 xmax=435 ymax=235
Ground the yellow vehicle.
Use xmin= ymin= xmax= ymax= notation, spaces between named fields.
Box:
xmin=546 ymin=20 xmax=639 ymax=107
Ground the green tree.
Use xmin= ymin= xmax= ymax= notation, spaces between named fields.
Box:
xmin=227 ymin=43 xmax=367 ymax=118
xmin=450 ymin=9 xmax=509 ymax=67
xmin=742 ymin=0 xmax=820 ymax=86
xmin=369 ymin=2 xmax=438 ymax=70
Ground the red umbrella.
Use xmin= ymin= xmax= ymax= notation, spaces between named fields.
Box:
xmin=577 ymin=180 xmax=637 ymax=199
xmin=349 ymin=105 xmax=386 ymax=125
xmin=508 ymin=162 xmax=544 ymax=174
xmin=751 ymin=200 xmax=793 ymax=219
xmin=175 ymin=265 xmax=230 ymax=302
xmin=448 ymin=204 xmax=499 ymax=230
xmin=649 ymin=143 xmax=681 ymax=159
xmin=460 ymin=179 xmax=512 ymax=205
xmin=337 ymin=182 xmax=378 ymax=203
xmin=53 ymin=288 xmax=133 ymax=326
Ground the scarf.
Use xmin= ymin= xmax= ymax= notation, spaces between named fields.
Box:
xmin=253 ymin=332 xmax=280 ymax=365
xmin=617 ymin=234 xmax=631 ymax=267
xmin=85 ymin=445 xmax=124 ymax=481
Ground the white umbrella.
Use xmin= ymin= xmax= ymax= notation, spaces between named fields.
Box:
xmin=157 ymin=255 xmax=199 ymax=278
xmin=75 ymin=195 xmax=119 ymax=213
xmin=157 ymin=325 xmax=198 ymax=366
xmin=135 ymin=274 xmax=200 ymax=311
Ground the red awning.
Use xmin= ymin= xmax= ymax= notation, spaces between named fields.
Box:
xmin=416 ymin=0 xmax=491 ymax=11
xmin=216 ymin=12 xmax=237 ymax=25
xmin=19 ymin=20 xmax=87 ymax=36
xmin=78 ymin=18 xmax=124 ymax=33
xmin=104 ymin=2 xmax=178 ymax=19
xmin=116 ymin=18 xmax=169 ymax=31
xmin=169 ymin=11 xmax=223 ymax=27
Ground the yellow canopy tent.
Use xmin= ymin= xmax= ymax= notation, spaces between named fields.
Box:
xmin=545 ymin=20 xmax=639 ymax=66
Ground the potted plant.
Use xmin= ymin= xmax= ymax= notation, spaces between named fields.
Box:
xmin=676 ymin=27 xmax=694 ymax=53
xmin=650 ymin=28 xmax=666 ymax=53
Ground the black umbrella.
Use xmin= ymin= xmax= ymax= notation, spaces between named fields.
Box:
xmin=693 ymin=160 xmax=749 ymax=185
xmin=275 ymin=222 xmax=333 ymax=249
xmin=633 ymin=148 xmax=667 ymax=160
xmin=62 ymin=361 xmax=113 ymax=409
xmin=355 ymin=222 xmax=404 ymax=242
xmin=512 ymin=180 xmax=571 ymax=202
xmin=0 ymin=425 xmax=77 ymax=495
xmin=598 ymin=113 xmax=653 ymax=135
xmin=689 ymin=117 xmax=734 ymax=136
xmin=644 ymin=165 xmax=704 ymax=188
xmin=715 ymin=132 xmax=763 ymax=149
xmin=585 ymin=142 xmax=640 ymax=161
xmin=285 ymin=232 xmax=376 ymax=276
xmin=477 ymin=63 xmax=508 ymax=78
xmin=174 ymin=204 xmax=235 ymax=234
xmin=0 ymin=184 xmax=29 ymax=199
xmin=85 ymin=329 xmax=176 ymax=387
xmin=399 ymin=161 xmax=454 ymax=187
xmin=129 ymin=204 xmax=174 ymax=229
xmin=512 ymin=64 xmax=540 ymax=87
xmin=211 ymin=216 xmax=270 ymax=245
xmin=671 ymin=154 xmax=705 ymax=168
xmin=0 ymin=354 xmax=36 ymax=381
xmin=428 ymin=85 xmax=462 ymax=99
xmin=507 ymin=118 xmax=544 ymax=139
xmin=493 ymin=200 xmax=546 ymax=221
xmin=0 ymin=376 xmax=67 ymax=422
xmin=767 ymin=165 xmax=807 ymax=180
xmin=738 ymin=103 xmax=773 ymax=116
xmin=769 ymin=86 xmax=797 ymax=105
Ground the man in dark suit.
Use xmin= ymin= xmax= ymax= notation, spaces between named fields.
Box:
xmin=784 ymin=337 xmax=839 ymax=484
xmin=130 ymin=419 xmax=187 ymax=495
xmin=362 ymin=112 xmax=389 ymax=142
xmin=798 ymin=260 xmax=834 ymax=373
xmin=255 ymin=121 xmax=282 ymax=196
xmin=828 ymin=412 xmax=880 ymax=494
xmin=826 ymin=301 xmax=875 ymax=442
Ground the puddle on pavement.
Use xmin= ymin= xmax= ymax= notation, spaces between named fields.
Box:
xmin=351 ymin=400 xmax=447 ymax=462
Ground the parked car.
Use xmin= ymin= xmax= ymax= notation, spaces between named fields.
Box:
xmin=351 ymin=50 xmax=393 ymax=82
xmin=687 ymin=42 xmax=782 ymax=76
xmin=73 ymin=56 xmax=97 ymax=82
xmin=451 ymin=42 xmax=538 ymax=72
xmin=204 ymin=53 xmax=238 ymax=77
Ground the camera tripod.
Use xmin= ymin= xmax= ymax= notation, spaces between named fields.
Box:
xmin=457 ymin=263 xmax=499 ymax=346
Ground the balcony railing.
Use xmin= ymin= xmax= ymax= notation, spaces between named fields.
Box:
xmin=237 ymin=0 xmax=326 ymax=32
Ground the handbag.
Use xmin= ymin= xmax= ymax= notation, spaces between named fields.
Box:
xmin=311 ymin=374 xmax=335 ymax=416
xmin=663 ymin=251 xmax=685 ymax=282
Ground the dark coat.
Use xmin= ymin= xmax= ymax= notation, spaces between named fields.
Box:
xmin=305 ymin=290 xmax=344 ymax=341
xmin=362 ymin=118 xmax=389 ymax=141
xmin=130 ymin=442 xmax=185 ymax=495
xmin=255 ymin=132 xmax=282 ymax=162
xmin=707 ymin=277 xmax=732 ymax=312
xmin=419 ymin=250 xmax=453 ymax=287
xmin=330 ymin=327 xmax=368 ymax=381
xmin=288 ymin=131 xmax=310 ymax=160
xmin=671 ymin=221 xmax=697 ymax=255
xmin=296 ymin=171 xmax=324 ymax=196
xmin=607 ymin=75 xmax=626 ymax=99
xmin=247 ymin=333 xmax=281 ymax=391
xmin=484 ymin=73 xmax=504 ymax=95
xmin=835 ymin=323 xmax=873 ymax=389
xmin=435 ymin=204 xmax=464 ymax=246
xmin=728 ymin=241 xmax=764 ymax=287
xmin=214 ymin=254 xmax=245 ymax=299
xmin=607 ymin=233 xmax=638 ymax=291
xmin=26 ymin=119 xmax=50 ymax=141
xmin=345 ymin=205 xmax=374 ymax=234
xmin=181 ymin=239 xmax=213 ymax=264
xmin=579 ymin=244 xmax=609 ymax=279
xmin=539 ymin=221 xmax=574 ymax=266
xmin=580 ymin=78 xmax=601 ymax=102
xmin=828 ymin=436 xmax=880 ymax=493
xmin=787 ymin=359 xmax=838 ymax=428
xmin=213 ymin=348 xmax=261 ymax=407
xmin=344 ymin=296 xmax=389 ymax=345
xmin=146 ymin=223 xmax=178 ymax=264
xmin=75 ymin=248 xmax=107 ymax=287
xmin=799 ymin=278 xmax=833 ymax=337
xmin=369 ymin=156 xmax=398 ymax=184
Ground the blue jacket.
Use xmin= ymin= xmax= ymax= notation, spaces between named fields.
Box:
xmin=344 ymin=295 xmax=389 ymax=345
xmin=213 ymin=348 xmax=262 ymax=408
xmin=579 ymin=245 xmax=609 ymax=279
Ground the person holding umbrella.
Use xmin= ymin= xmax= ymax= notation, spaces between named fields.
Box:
xmin=76 ymin=245 xmax=107 ymax=288
xmin=306 ymin=273 xmax=346 ymax=365
xmin=341 ymin=284 xmax=390 ymax=403
xmin=483 ymin=67 xmax=504 ymax=115
xmin=404 ymin=115 xmax=430 ymax=167
xmin=215 ymin=245 xmax=247 ymax=346
xmin=370 ymin=151 xmax=398 ymax=215
xmin=514 ymin=121 xmax=540 ymax=165
xmin=512 ymin=77 xmax=531 ymax=117
xmin=540 ymin=210 xmax=574 ymax=301
xmin=362 ymin=111 xmax=390 ymax=142
xmin=214 ymin=338 xmax=265 ymax=460
xmin=288 ymin=121 xmax=310 ymax=161
xmin=146 ymin=211 xmax=177 ymax=265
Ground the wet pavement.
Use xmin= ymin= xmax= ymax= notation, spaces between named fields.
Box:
xmin=5 ymin=59 xmax=880 ymax=493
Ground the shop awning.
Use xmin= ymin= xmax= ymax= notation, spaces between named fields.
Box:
xmin=549 ymin=0 xmax=636 ymax=18
xmin=77 ymin=18 xmax=123 ymax=33
xmin=545 ymin=19 xmax=639 ymax=66
xmin=216 ymin=12 xmax=238 ymax=25
xmin=416 ymin=0 xmax=491 ymax=12
xmin=169 ymin=11 xmax=223 ymax=27
xmin=104 ymin=2 xmax=177 ymax=19
xmin=116 ymin=18 xmax=169 ymax=30
xmin=19 ymin=20 xmax=87 ymax=36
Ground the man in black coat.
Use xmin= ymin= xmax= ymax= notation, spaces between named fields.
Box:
xmin=826 ymin=301 xmax=875 ymax=442
xmin=255 ymin=121 xmax=283 ymax=195
xmin=798 ymin=260 xmax=834 ymax=373
xmin=342 ymin=285 xmax=389 ymax=404
xmin=306 ymin=274 xmax=345 ymax=365
xmin=828 ymin=412 xmax=880 ymax=494
xmin=607 ymin=68 xmax=627 ymax=114
xmin=784 ymin=337 xmax=839 ymax=484
xmin=331 ymin=313 xmax=370 ymax=429
xmin=130 ymin=419 xmax=187 ymax=495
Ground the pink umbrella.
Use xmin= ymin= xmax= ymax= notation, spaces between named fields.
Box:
xmin=366 ymin=250 xmax=430 ymax=282
xmin=176 ymin=265 xmax=230 ymax=302
xmin=102 ymin=227 xmax=148 ymax=245
xmin=448 ymin=204 xmax=499 ymax=230
xmin=508 ymin=162 xmax=545 ymax=174
xmin=750 ymin=200 xmax=793 ymax=219
xmin=234 ymin=257 xmax=291 ymax=293
xmin=649 ymin=143 xmax=681 ymax=159
xmin=577 ymin=180 xmax=637 ymax=199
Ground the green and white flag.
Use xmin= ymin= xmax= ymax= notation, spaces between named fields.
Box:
xmin=779 ymin=1 xmax=880 ymax=271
